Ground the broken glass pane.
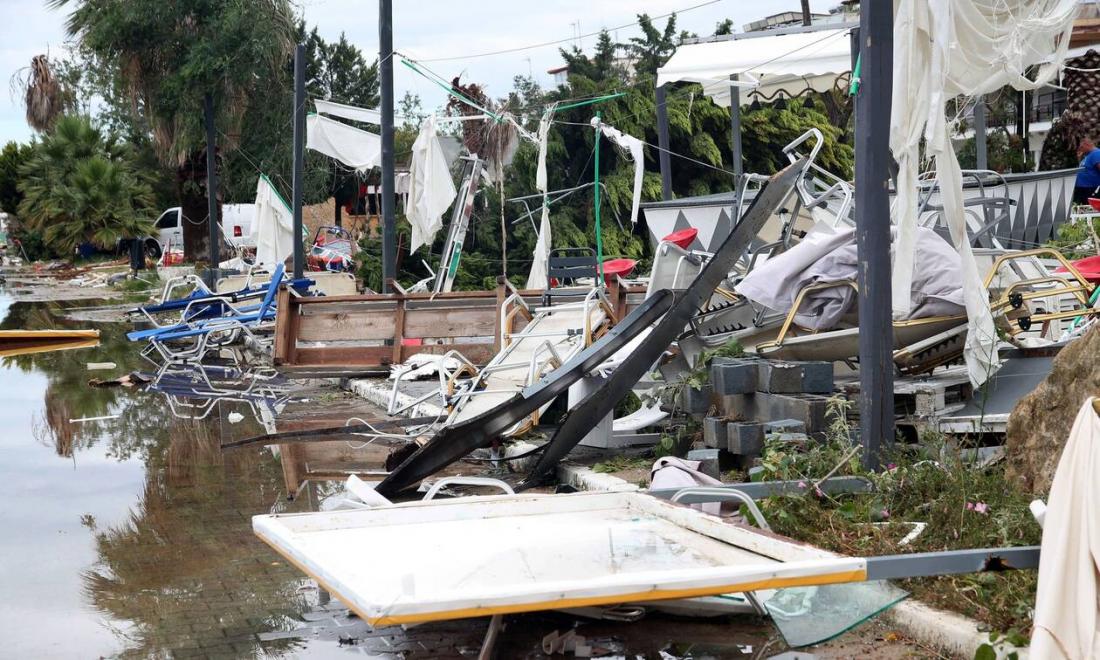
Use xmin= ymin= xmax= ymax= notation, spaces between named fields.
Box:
xmin=764 ymin=580 xmax=909 ymax=647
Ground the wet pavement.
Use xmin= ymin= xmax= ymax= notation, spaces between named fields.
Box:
xmin=0 ymin=292 xmax=935 ymax=659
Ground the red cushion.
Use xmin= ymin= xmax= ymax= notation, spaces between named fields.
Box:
xmin=661 ymin=227 xmax=698 ymax=249
xmin=601 ymin=258 xmax=637 ymax=278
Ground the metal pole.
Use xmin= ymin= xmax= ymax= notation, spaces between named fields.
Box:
xmin=854 ymin=1 xmax=894 ymax=470
xmin=292 ymin=43 xmax=306 ymax=281
xmin=204 ymin=93 xmax=219 ymax=286
xmin=379 ymin=0 xmax=396 ymax=292
xmin=729 ymin=74 xmax=743 ymax=199
xmin=974 ymin=96 xmax=988 ymax=170
xmin=655 ymin=84 xmax=673 ymax=201
xmin=594 ymin=111 xmax=605 ymax=285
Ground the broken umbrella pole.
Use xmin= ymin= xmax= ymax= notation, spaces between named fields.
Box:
xmin=376 ymin=160 xmax=806 ymax=497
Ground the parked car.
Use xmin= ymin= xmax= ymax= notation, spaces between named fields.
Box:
xmin=123 ymin=205 xmax=258 ymax=260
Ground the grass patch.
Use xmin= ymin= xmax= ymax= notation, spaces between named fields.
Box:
xmin=592 ymin=455 xmax=652 ymax=474
xmin=756 ymin=404 xmax=1040 ymax=636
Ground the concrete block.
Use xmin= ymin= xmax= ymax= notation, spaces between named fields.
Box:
xmin=764 ymin=393 xmax=829 ymax=433
xmin=764 ymin=418 xmax=806 ymax=435
xmin=758 ymin=361 xmax=804 ymax=393
xmin=799 ymin=361 xmax=835 ymax=394
xmin=716 ymin=393 xmax=758 ymax=420
xmin=710 ymin=359 xmax=758 ymax=395
xmin=703 ymin=416 xmax=728 ymax=449
xmin=726 ymin=422 xmax=764 ymax=455
xmin=680 ymin=384 xmax=713 ymax=414
xmin=772 ymin=432 xmax=810 ymax=447
xmin=686 ymin=448 xmax=721 ymax=479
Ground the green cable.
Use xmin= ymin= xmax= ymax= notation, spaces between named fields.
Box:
xmin=401 ymin=58 xmax=502 ymax=122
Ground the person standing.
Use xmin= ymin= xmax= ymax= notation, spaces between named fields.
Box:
xmin=1074 ymin=137 xmax=1100 ymax=205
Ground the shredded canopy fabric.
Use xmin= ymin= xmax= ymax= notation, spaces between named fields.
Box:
xmin=527 ymin=105 xmax=559 ymax=289
xmin=890 ymin=0 xmax=1077 ymax=386
xmin=306 ymin=114 xmax=381 ymax=172
xmin=592 ymin=118 xmax=645 ymax=225
xmin=525 ymin=204 xmax=552 ymax=290
xmin=1030 ymin=399 xmax=1100 ymax=659
xmin=314 ymin=99 xmax=408 ymax=125
xmin=253 ymin=174 xmax=294 ymax=267
xmin=735 ymin=224 xmax=965 ymax=331
xmin=407 ymin=116 xmax=457 ymax=252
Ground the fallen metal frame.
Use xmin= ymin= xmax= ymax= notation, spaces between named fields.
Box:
xmin=519 ymin=160 xmax=808 ymax=488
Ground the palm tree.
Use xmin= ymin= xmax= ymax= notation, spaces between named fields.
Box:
xmin=50 ymin=0 xmax=296 ymax=261
xmin=18 ymin=54 xmax=67 ymax=132
xmin=17 ymin=115 xmax=156 ymax=255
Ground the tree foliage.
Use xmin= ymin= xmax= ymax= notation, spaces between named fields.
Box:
xmin=0 ymin=141 xmax=33 ymax=214
xmin=17 ymin=115 xmax=156 ymax=255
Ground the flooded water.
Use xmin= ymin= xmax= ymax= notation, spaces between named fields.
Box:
xmin=0 ymin=295 xmax=326 ymax=658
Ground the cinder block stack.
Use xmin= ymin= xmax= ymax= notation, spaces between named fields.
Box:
xmin=692 ymin=357 xmax=837 ymax=469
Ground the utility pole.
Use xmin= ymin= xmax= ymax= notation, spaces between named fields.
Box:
xmin=204 ymin=93 xmax=219 ymax=287
xmin=800 ymin=0 xmax=812 ymax=26
xmin=292 ymin=43 xmax=306 ymax=281
xmin=854 ymin=0 xmax=894 ymax=469
xmin=379 ymin=0 xmax=396 ymax=292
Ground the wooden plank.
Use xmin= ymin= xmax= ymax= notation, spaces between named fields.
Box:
xmin=296 ymin=312 xmax=397 ymax=342
xmin=273 ymin=287 xmax=293 ymax=364
xmin=392 ymin=298 xmax=406 ymax=364
xmin=400 ymin=343 xmax=496 ymax=365
xmin=403 ymin=307 xmax=497 ymax=338
xmin=294 ymin=346 xmax=395 ymax=366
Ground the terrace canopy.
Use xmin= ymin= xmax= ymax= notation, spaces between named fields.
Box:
xmin=656 ymin=27 xmax=855 ymax=106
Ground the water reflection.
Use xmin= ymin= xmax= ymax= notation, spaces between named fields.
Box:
xmin=0 ymin=296 xmax=317 ymax=658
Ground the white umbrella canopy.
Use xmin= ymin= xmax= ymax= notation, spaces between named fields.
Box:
xmin=657 ymin=28 xmax=853 ymax=106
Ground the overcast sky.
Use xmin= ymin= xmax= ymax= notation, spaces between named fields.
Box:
xmin=0 ymin=0 xmax=837 ymax=144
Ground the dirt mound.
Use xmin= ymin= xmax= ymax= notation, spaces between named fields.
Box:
xmin=1006 ymin=325 xmax=1100 ymax=494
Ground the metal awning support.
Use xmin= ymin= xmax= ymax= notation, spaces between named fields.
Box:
xmin=865 ymin=546 xmax=1041 ymax=580
xmin=974 ymin=96 xmax=988 ymax=170
xmin=854 ymin=1 xmax=895 ymax=469
xmin=656 ymin=84 xmax=673 ymax=201
xmin=729 ymin=74 xmax=744 ymax=197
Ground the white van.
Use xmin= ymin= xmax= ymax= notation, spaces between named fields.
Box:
xmin=151 ymin=204 xmax=258 ymax=256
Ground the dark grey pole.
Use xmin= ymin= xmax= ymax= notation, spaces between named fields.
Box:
xmin=204 ymin=93 xmax=219 ymax=286
xmin=850 ymin=25 xmax=860 ymax=128
xmin=292 ymin=43 xmax=306 ymax=281
xmin=800 ymin=0 xmax=812 ymax=26
xmin=729 ymin=74 xmax=743 ymax=198
xmin=655 ymin=84 xmax=673 ymax=201
xmin=379 ymin=0 xmax=396 ymax=292
xmin=854 ymin=1 xmax=894 ymax=470
xmin=974 ymin=96 xmax=987 ymax=170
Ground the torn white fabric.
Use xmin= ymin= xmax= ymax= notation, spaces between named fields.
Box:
xmin=389 ymin=353 xmax=462 ymax=381
xmin=315 ymin=99 xmax=382 ymax=124
xmin=649 ymin=457 xmax=723 ymax=516
xmin=306 ymin=113 xmax=381 ymax=171
xmin=525 ymin=203 xmax=552 ymax=290
xmin=1030 ymin=398 xmax=1100 ymax=659
xmin=407 ymin=116 xmax=457 ymax=252
xmin=253 ymin=174 xmax=295 ymax=267
xmin=592 ymin=118 xmax=645 ymax=225
xmin=535 ymin=104 xmax=557 ymax=194
xmin=890 ymin=0 xmax=1076 ymax=386
xmin=314 ymin=99 xmax=407 ymax=125
xmin=735 ymin=223 xmax=965 ymax=331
